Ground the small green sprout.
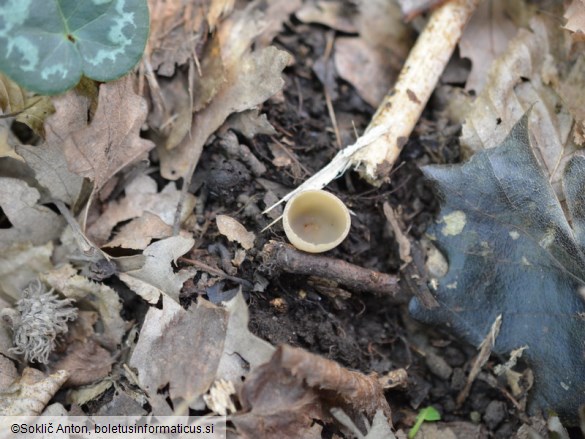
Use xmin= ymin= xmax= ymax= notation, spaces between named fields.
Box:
xmin=408 ymin=406 xmax=441 ymax=439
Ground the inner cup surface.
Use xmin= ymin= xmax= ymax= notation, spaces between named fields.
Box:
xmin=287 ymin=192 xmax=348 ymax=245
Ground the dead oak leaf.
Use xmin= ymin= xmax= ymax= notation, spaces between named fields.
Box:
xmin=63 ymin=75 xmax=154 ymax=194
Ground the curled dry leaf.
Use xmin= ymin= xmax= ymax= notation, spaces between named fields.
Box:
xmin=106 ymin=212 xmax=173 ymax=250
xmin=234 ymin=345 xmax=391 ymax=439
xmin=0 ymin=368 xmax=68 ymax=416
xmin=62 ymin=75 xmax=155 ymax=194
xmin=0 ymin=73 xmax=54 ymax=137
xmin=216 ymin=215 xmax=255 ymax=250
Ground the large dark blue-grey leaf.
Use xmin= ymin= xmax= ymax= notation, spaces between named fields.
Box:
xmin=409 ymin=115 xmax=585 ymax=423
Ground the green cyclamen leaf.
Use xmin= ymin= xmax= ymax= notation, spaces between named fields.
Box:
xmin=0 ymin=0 xmax=149 ymax=95
xmin=409 ymin=114 xmax=585 ymax=424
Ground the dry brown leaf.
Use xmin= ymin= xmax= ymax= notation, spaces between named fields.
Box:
xmin=396 ymin=0 xmax=444 ymax=20
xmin=221 ymin=109 xmax=277 ymax=139
xmin=0 ymin=72 xmax=25 ymax=114
xmin=159 ymin=2 xmax=290 ymax=180
xmin=129 ymin=297 xmax=228 ymax=409
xmin=0 ymin=242 xmax=53 ymax=301
xmin=62 ymin=75 xmax=155 ymax=194
xmin=51 ymin=340 xmax=113 ymax=387
xmin=0 ymin=73 xmax=55 ymax=137
xmin=87 ymin=173 xmax=195 ymax=246
xmin=460 ymin=15 xmax=580 ymax=200
xmin=191 ymin=35 xmax=226 ymax=113
xmin=216 ymin=293 xmax=275 ymax=389
xmin=458 ymin=0 xmax=519 ymax=93
xmin=48 ymin=311 xmax=114 ymax=387
xmin=296 ymin=0 xmax=358 ymax=33
xmin=255 ymin=0 xmax=303 ymax=47
xmin=0 ymin=368 xmax=68 ymax=415
xmin=207 ymin=0 xmax=235 ymax=31
xmin=216 ymin=215 xmax=255 ymax=250
xmin=147 ymin=0 xmax=209 ymax=76
xmin=0 ymin=355 xmax=17 ymax=391
xmin=332 ymin=0 xmax=411 ymax=108
xmin=234 ymin=345 xmax=391 ymax=439
xmin=334 ymin=37 xmax=394 ymax=107
xmin=565 ymin=0 xmax=585 ymax=37
xmin=106 ymin=212 xmax=173 ymax=250
xmin=356 ymin=0 xmax=411 ymax=63
xmin=0 ymin=179 xmax=65 ymax=251
xmin=0 ymin=123 xmax=22 ymax=162
xmin=118 ymin=236 xmax=195 ymax=303
xmin=557 ymin=55 xmax=585 ymax=145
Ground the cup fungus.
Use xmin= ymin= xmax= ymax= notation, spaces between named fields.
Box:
xmin=282 ymin=189 xmax=351 ymax=253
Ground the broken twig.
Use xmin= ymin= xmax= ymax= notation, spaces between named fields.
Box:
xmin=262 ymin=240 xmax=408 ymax=302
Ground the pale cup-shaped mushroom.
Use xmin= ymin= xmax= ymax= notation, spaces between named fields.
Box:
xmin=282 ymin=190 xmax=351 ymax=253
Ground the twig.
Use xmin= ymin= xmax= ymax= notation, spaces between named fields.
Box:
xmin=353 ymin=0 xmax=482 ymax=184
xmin=179 ymin=257 xmax=253 ymax=289
xmin=263 ymin=0 xmax=481 ymax=215
xmin=457 ymin=314 xmax=502 ymax=406
xmin=262 ymin=240 xmax=408 ymax=302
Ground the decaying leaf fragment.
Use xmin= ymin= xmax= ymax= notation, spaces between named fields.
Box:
xmin=216 ymin=215 xmax=255 ymax=249
xmin=0 ymin=368 xmax=68 ymax=416
xmin=233 ymin=345 xmax=391 ymax=439
xmin=410 ymin=115 xmax=585 ymax=424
